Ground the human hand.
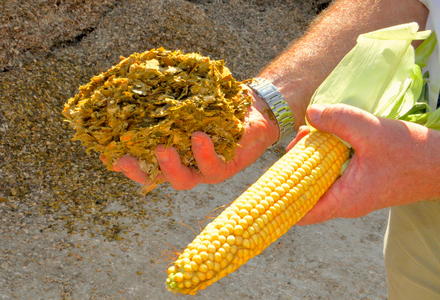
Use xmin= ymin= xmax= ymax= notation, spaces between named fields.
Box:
xmin=101 ymin=90 xmax=280 ymax=190
xmin=290 ymin=104 xmax=440 ymax=226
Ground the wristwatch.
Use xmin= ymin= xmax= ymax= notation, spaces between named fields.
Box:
xmin=248 ymin=77 xmax=295 ymax=145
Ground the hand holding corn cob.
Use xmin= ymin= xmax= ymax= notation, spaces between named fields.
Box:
xmin=296 ymin=104 xmax=440 ymax=226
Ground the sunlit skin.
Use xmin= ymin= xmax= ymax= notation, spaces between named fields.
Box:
xmin=101 ymin=0 xmax=436 ymax=225
xmin=293 ymin=104 xmax=440 ymax=225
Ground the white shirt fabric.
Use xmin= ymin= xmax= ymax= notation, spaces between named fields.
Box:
xmin=419 ymin=0 xmax=440 ymax=108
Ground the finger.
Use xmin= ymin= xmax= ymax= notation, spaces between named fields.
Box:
xmin=191 ymin=132 xmax=229 ymax=183
xmin=114 ymin=156 xmax=150 ymax=184
xmin=306 ymin=104 xmax=379 ymax=148
xmin=113 ymin=163 xmax=123 ymax=172
xmin=295 ymin=185 xmax=340 ymax=226
xmin=155 ymin=145 xmax=204 ymax=190
xmin=286 ymin=126 xmax=309 ymax=152
xmin=296 ymin=201 xmax=337 ymax=225
xmin=296 ymin=155 xmax=363 ymax=226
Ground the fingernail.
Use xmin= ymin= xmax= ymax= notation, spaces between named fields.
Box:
xmin=193 ymin=136 xmax=203 ymax=147
xmin=156 ymin=150 xmax=169 ymax=162
xmin=307 ymin=104 xmax=325 ymax=123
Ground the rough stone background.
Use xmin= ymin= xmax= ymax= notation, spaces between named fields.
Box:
xmin=0 ymin=0 xmax=389 ymax=299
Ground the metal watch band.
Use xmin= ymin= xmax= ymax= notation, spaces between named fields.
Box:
xmin=248 ymin=77 xmax=295 ymax=144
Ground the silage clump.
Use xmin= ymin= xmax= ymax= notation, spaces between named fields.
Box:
xmin=63 ymin=48 xmax=252 ymax=188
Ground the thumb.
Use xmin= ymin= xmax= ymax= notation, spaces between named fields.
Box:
xmin=306 ymin=104 xmax=379 ymax=147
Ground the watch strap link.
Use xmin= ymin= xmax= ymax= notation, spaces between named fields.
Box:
xmin=248 ymin=77 xmax=295 ymax=144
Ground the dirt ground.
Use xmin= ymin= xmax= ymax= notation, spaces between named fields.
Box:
xmin=0 ymin=0 xmax=389 ymax=299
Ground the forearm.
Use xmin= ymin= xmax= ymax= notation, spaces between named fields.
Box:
xmin=259 ymin=0 xmax=429 ymax=129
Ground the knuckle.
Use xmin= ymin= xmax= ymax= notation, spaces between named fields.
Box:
xmin=324 ymin=104 xmax=347 ymax=133
xmin=202 ymin=170 xmax=223 ymax=184
xmin=167 ymin=175 xmax=193 ymax=190
xmin=324 ymin=103 xmax=366 ymax=135
xmin=170 ymin=182 xmax=193 ymax=190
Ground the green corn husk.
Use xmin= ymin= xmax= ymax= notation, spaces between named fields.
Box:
xmin=309 ymin=23 xmax=439 ymax=139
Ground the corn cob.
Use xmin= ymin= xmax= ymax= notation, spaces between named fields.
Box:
xmin=166 ymin=130 xmax=350 ymax=295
